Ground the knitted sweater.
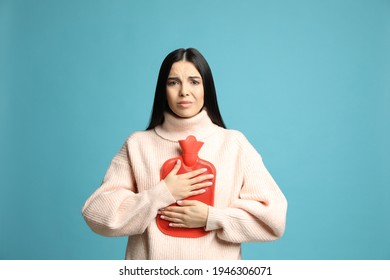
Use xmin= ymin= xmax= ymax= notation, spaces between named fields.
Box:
xmin=82 ymin=110 xmax=287 ymax=259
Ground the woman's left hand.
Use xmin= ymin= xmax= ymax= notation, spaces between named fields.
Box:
xmin=159 ymin=200 xmax=209 ymax=228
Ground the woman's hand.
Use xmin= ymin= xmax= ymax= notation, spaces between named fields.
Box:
xmin=163 ymin=160 xmax=214 ymax=201
xmin=158 ymin=200 xmax=209 ymax=228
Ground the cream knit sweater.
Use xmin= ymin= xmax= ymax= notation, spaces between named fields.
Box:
xmin=82 ymin=110 xmax=287 ymax=259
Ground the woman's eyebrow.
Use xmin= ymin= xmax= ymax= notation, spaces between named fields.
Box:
xmin=167 ymin=76 xmax=201 ymax=80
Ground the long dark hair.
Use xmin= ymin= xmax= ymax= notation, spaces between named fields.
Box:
xmin=146 ymin=48 xmax=226 ymax=130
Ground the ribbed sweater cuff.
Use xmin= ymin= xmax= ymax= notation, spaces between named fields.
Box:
xmin=205 ymin=206 xmax=223 ymax=231
xmin=152 ymin=180 xmax=177 ymax=209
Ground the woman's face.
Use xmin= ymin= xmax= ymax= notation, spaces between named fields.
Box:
xmin=166 ymin=61 xmax=204 ymax=118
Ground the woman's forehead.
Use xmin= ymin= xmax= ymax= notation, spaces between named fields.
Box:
xmin=168 ymin=61 xmax=201 ymax=78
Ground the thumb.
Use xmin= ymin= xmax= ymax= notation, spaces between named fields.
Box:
xmin=168 ymin=159 xmax=181 ymax=175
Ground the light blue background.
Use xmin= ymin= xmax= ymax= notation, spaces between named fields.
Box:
xmin=1 ymin=0 xmax=389 ymax=260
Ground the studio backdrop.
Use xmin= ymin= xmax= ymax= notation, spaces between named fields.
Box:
xmin=1 ymin=0 xmax=389 ymax=259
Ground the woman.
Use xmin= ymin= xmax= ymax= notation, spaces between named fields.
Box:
xmin=82 ymin=48 xmax=287 ymax=260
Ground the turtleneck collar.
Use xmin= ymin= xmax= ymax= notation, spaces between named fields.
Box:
xmin=154 ymin=109 xmax=221 ymax=142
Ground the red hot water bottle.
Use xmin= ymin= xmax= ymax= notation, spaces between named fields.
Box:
xmin=157 ymin=135 xmax=216 ymax=238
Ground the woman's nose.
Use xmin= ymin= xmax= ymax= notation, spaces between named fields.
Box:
xmin=179 ymin=84 xmax=190 ymax=96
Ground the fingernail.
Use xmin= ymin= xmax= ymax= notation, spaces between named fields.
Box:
xmin=208 ymin=174 xmax=214 ymax=178
xmin=207 ymin=182 xmax=213 ymax=186
xmin=177 ymin=200 xmax=183 ymax=205
xmin=177 ymin=160 xmax=181 ymax=165
xmin=201 ymin=168 xmax=207 ymax=172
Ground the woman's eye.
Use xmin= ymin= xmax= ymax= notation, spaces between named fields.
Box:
xmin=191 ymin=80 xmax=200 ymax=85
xmin=167 ymin=81 xmax=178 ymax=86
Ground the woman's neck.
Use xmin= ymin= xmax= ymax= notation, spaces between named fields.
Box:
xmin=154 ymin=110 xmax=220 ymax=142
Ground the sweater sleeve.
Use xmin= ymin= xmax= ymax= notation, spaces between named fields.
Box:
xmin=205 ymin=132 xmax=288 ymax=243
xmin=82 ymin=139 xmax=176 ymax=237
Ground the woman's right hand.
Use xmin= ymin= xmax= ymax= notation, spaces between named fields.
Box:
xmin=164 ymin=160 xmax=214 ymax=201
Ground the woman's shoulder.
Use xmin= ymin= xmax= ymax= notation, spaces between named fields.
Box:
xmin=123 ymin=129 xmax=157 ymax=145
xmin=219 ymin=128 xmax=249 ymax=143
xmin=221 ymin=128 xmax=263 ymax=160
xmin=112 ymin=130 xmax=156 ymax=160
xmin=211 ymin=127 xmax=254 ymax=150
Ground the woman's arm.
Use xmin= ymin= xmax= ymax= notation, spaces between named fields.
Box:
xmin=205 ymin=133 xmax=288 ymax=243
xmin=82 ymin=142 xmax=176 ymax=237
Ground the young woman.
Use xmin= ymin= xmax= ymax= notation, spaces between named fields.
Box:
xmin=82 ymin=48 xmax=287 ymax=260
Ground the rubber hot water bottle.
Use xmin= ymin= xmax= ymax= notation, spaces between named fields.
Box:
xmin=157 ymin=135 xmax=216 ymax=238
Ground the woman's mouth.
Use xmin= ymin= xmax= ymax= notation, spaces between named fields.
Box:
xmin=177 ymin=101 xmax=192 ymax=108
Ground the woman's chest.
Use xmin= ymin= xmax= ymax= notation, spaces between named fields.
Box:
xmin=128 ymin=136 xmax=244 ymax=202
